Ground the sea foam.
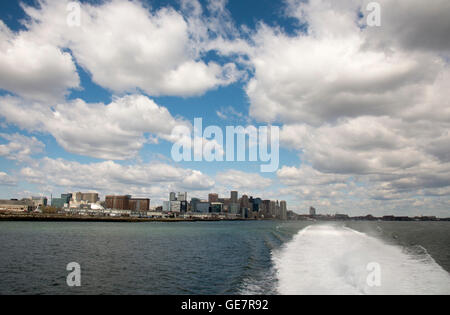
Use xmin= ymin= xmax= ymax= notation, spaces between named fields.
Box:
xmin=273 ymin=224 xmax=450 ymax=295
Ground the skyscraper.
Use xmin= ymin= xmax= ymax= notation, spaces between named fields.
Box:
xmin=280 ymin=201 xmax=287 ymax=220
xmin=240 ymin=195 xmax=250 ymax=209
xmin=105 ymin=195 xmax=130 ymax=210
xmin=190 ymin=198 xmax=201 ymax=212
xmin=208 ymin=193 xmax=219 ymax=203
xmin=269 ymin=201 xmax=276 ymax=218
xmin=72 ymin=192 xmax=99 ymax=204
xmin=253 ymin=198 xmax=262 ymax=213
xmin=231 ymin=191 xmax=238 ymax=204
xmin=310 ymin=207 xmax=317 ymax=216
xmin=52 ymin=193 xmax=72 ymax=209
xmin=262 ymin=200 xmax=271 ymax=217
xmin=82 ymin=193 xmax=99 ymax=204
xmin=178 ymin=192 xmax=187 ymax=202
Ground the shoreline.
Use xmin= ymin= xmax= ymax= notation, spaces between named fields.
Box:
xmin=0 ymin=213 xmax=252 ymax=223
xmin=1 ymin=213 xmax=448 ymax=223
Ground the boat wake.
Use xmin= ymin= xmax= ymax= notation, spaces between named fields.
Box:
xmin=273 ymin=224 xmax=450 ymax=295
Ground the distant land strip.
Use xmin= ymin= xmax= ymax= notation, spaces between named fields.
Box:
xmin=0 ymin=213 xmax=251 ymax=223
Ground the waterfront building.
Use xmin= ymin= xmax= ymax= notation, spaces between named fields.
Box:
xmin=170 ymin=192 xmax=177 ymax=202
xmin=61 ymin=193 xmax=72 ymax=200
xmin=231 ymin=191 xmax=238 ymax=204
xmin=105 ymin=195 xmax=150 ymax=212
xmin=180 ymin=200 xmax=188 ymax=213
xmin=229 ymin=203 xmax=240 ymax=214
xmin=211 ymin=202 xmax=223 ymax=213
xmin=163 ymin=201 xmax=170 ymax=212
xmin=177 ymin=192 xmax=187 ymax=202
xmin=128 ymin=198 xmax=150 ymax=212
xmin=252 ymin=198 xmax=262 ymax=212
xmin=280 ymin=201 xmax=288 ymax=220
xmin=81 ymin=193 xmax=99 ymax=204
xmin=269 ymin=201 xmax=276 ymax=218
xmin=190 ymin=198 xmax=201 ymax=212
xmin=70 ymin=192 xmax=99 ymax=208
xmin=106 ymin=195 xmax=131 ymax=210
xmin=0 ymin=200 xmax=33 ymax=212
xmin=218 ymin=198 xmax=231 ymax=206
xmin=240 ymin=195 xmax=250 ymax=210
xmin=310 ymin=207 xmax=317 ymax=216
xmin=196 ymin=202 xmax=210 ymax=213
xmin=208 ymin=193 xmax=219 ymax=203
xmin=275 ymin=200 xmax=281 ymax=218
xmin=28 ymin=196 xmax=48 ymax=208
xmin=260 ymin=201 xmax=269 ymax=217
xmin=52 ymin=193 xmax=72 ymax=209
xmin=170 ymin=201 xmax=181 ymax=213
xmin=72 ymin=192 xmax=99 ymax=204
xmin=241 ymin=207 xmax=250 ymax=219
xmin=73 ymin=192 xmax=82 ymax=202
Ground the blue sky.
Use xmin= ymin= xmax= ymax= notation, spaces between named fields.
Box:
xmin=0 ymin=0 xmax=298 ymax=200
xmin=0 ymin=0 xmax=449 ymax=216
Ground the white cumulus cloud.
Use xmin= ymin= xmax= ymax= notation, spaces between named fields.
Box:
xmin=0 ymin=94 xmax=188 ymax=160
xmin=18 ymin=0 xmax=242 ymax=98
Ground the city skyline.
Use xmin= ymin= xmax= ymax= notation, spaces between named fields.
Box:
xmin=27 ymin=189 xmax=289 ymax=211
xmin=1 ymin=188 xmax=291 ymax=221
xmin=0 ymin=0 xmax=449 ymax=218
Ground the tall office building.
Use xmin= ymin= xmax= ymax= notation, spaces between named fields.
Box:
xmin=82 ymin=193 xmax=99 ymax=204
xmin=170 ymin=201 xmax=181 ymax=213
xmin=310 ymin=207 xmax=317 ymax=216
xmin=73 ymin=192 xmax=82 ymax=202
xmin=180 ymin=201 xmax=188 ymax=213
xmin=170 ymin=192 xmax=177 ymax=202
xmin=229 ymin=203 xmax=240 ymax=214
xmin=52 ymin=193 xmax=72 ymax=209
xmin=280 ymin=201 xmax=287 ymax=220
xmin=269 ymin=201 xmax=276 ymax=217
xmin=253 ymin=198 xmax=262 ymax=212
xmin=106 ymin=195 xmax=131 ymax=210
xmin=71 ymin=192 xmax=99 ymax=204
xmin=190 ymin=198 xmax=201 ymax=212
xmin=61 ymin=194 xmax=72 ymax=202
xmin=163 ymin=201 xmax=170 ymax=212
xmin=27 ymin=197 xmax=47 ymax=210
xmin=211 ymin=202 xmax=223 ymax=213
xmin=178 ymin=192 xmax=187 ymax=202
xmin=240 ymin=195 xmax=250 ymax=209
xmin=208 ymin=193 xmax=219 ymax=203
xmin=105 ymin=195 xmax=149 ymax=212
xmin=262 ymin=200 xmax=271 ymax=217
xmin=0 ymin=199 xmax=33 ymax=212
xmin=231 ymin=191 xmax=238 ymax=204
xmin=129 ymin=198 xmax=150 ymax=212
xmin=196 ymin=202 xmax=210 ymax=213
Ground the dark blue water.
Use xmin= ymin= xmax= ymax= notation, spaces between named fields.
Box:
xmin=0 ymin=221 xmax=449 ymax=295
xmin=0 ymin=221 xmax=307 ymax=294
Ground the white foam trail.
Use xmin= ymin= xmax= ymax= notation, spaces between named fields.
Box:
xmin=273 ymin=224 xmax=450 ymax=295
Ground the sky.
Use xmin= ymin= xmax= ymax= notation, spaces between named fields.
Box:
xmin=0 ymin=0 xmax=449 ymax=217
